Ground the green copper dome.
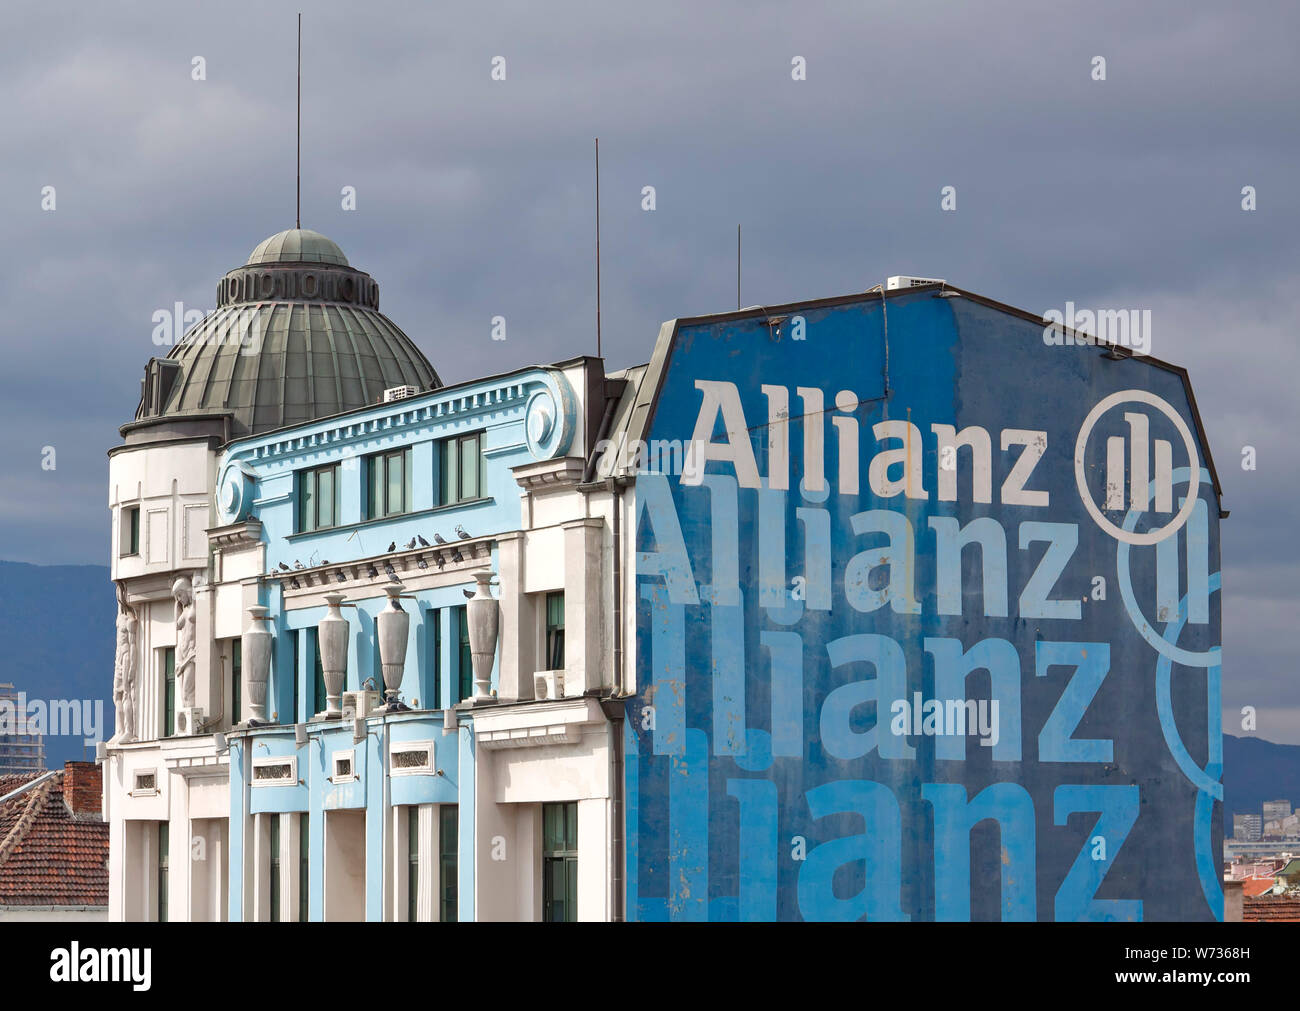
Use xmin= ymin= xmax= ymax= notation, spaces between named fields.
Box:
xmin=129 ymin=229 xmax=440 ymax=441
xmin=246 ymin=228 xmax=350 ymax=267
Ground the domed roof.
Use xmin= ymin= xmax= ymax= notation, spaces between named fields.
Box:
xmin=130 ymin=229 xmax=440 ymax=440
xmin=246 ymin=228 xmax=349 ymax=267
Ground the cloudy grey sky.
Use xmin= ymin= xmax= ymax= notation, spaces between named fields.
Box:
xmin=0 ymin=0 xmax=1295 ymax=738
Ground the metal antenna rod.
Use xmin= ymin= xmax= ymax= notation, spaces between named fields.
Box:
xmin=296 ymin=12 xmax=302 ymax=229
xmin=595 ymin=137 xmax=602 ymax=359
xmin=736 ymin=224 xmax=741 ymax=310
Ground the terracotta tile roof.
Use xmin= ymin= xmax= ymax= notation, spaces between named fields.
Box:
xmin=1243 ymin=895 xmax=1300 ymax=922
xmin=0 ymin=764 xmax=108 ymax=908
xmin=1241 ymin=877 xmax=1277 ymax=898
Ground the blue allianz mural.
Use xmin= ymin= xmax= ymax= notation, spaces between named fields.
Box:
xmin=626 ymin=286 xmax=1223 ymax=921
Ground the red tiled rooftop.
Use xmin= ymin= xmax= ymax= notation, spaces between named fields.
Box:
xmin=1243 ymin=895 xmax=1300 ymax=922
xmin=0 ymin=764 xmax=108 ymax=908
xmin=1241 ymin=877 xmax=1277 ymax=898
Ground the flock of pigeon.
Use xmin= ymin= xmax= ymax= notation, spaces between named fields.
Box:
xmin=277 ymin=524 xmax=476 ymax=588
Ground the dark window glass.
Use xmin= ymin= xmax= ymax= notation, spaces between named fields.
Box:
xmin=270 ymin=815 xmax=281 ymax=922
xmin=366 ymin=448 xmax=414 ymax=519
xmin=408 ymin=808 xmax=420 ymax=922
xmin=545 ymin=592 xmax=565 ymax=671
xmin=311 ymin=629 xmax=327 ymax=716
xmin=121 ymin=506 xmax=140 ymax=556
xmin=542 ymin=802 xmax=578 ymax=923
xmin=298 ymin=464 xmax=341 ymax=532
xmin=231 ymin=638 xmax=242 ymax=725
xmin=455 ymin=605 xmax=472 ymax=703
xmin=162 ymin=648 xmax=175 ymax=738
xmin=439 ymin=806 xmax=458 ymax=923
xmin=292 ymin=631 xmax=300 ymax=723
xmin=157 ymin=822 xmax=169 ymax=923
xmin=438 ymin=432 xmax=487 ymax=506
xmin=298 ymin=813 xmax=309 ymax=922
xmin=428 ymin=608 xmax=442 ymax=710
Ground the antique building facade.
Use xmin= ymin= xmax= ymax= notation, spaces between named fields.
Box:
xmin=104 ymin=229 xmax=635 ymax=921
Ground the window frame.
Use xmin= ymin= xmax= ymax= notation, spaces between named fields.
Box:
xmin=269 ymin=814 xmax=282 ymax=922
xmin=438 ymin=431 xmax=488 ymax=506
xmin=544 ymin=591 xmax=565 ymax=671
xmin=542 ymin=801 xmax=578 ymax=923
xmin=439 ymin=805 xmax=458 ymax=923
xmin=296 ymin=462 xmax=342 ymax=533
xmin=408 ymin=808 xmax=420 ymax=922
xmin=162 ymin=647 xmax=176 ymax=739
xmin=454 ymin=605 xmax=472 ymax=704
xmin=121 ymin=505 xmax=141 ymax=557
xmin=366 ymin=446 xmax=415 ymax=520
xmin=157 ymin=821 xmax=170 ymax=923
xmin=298 ymin=813 xmax=309 ymax=923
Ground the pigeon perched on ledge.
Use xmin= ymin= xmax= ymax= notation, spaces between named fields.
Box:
xmin=455 ymin=524 xmax=470 ymax=539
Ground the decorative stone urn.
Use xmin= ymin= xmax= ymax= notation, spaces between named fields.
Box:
xmin=466 ymin=570 xmax=499 ymax=701
xmin=242 ymin=605 xmax=272 ymax=725
xmin=376 ymin=582 xmax=411 ymax=711
xmin=317 ymin=592 xmax=350 ymax=719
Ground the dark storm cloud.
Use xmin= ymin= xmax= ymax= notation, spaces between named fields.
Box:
xmin=0 ymin=0 xmax=1294 ymax=734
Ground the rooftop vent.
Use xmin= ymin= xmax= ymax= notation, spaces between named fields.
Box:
xmin=381 ymin=385 xmax=421 ymax=403
xmin=886 ymin=276 xmax=946 ymax=290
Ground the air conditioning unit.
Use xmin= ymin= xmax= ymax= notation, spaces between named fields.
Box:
xmin=533 ymin=670 xmax=565 ymax=700
xmin=381 ymin=385 xmax=420 ymax=403
xmin=341 ymin=690 xmax=380 ymax=720
xmin=886 ymin=275 xmax=946 ymax=290
xmin=176 ymin=707 xmax=205 ymax=736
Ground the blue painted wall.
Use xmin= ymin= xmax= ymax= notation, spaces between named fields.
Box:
xmin=627 ymin=289 xmax=1222 ymax=921
xmin=217 ymin=367 xmax=577 ymax=920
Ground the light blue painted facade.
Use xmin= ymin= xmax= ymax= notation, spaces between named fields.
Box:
xmin=220 ymin=365 xmax=577 ymax=921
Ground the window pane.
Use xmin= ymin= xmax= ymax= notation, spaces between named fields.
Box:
xmin=231 ymin=639 xmax=242 ymax=724
xmin=440 ymin=806 xmax=458 ymax=922
xmin=370 ymin=454 xmax=383 ymax=519
xmin=404 ymin=448 xmax=413 ymax=514
xmin=408 ymin=809 xmax=420 ymax=922
xmin=440 ymin=439 xmax=457 ymax=505
xmin=460 ymin=434 xmax=479 ymax=500
xmin=456 ymin=606 xmax=472 ymax=702
xmin=270 ymin=815 xmax=281 ymax=922
xmin=163 ymin=648 xmax=175 ymax=738
xmin=299 ymin=814 xmax=309 ymax=922
xmin=317 ymin=467 xmax=334 ymax=528
xmin=312 ymin=630 xmax=327 ymax=715
xmin=387 ymin=452 xmax=403 ymax=516
xmin=158 ymin=822 xmax=169 ymax=923
xmin=301 ymin=472 xmax=316 ymax=532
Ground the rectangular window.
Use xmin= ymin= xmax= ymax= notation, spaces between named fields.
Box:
xmin=297 ymin=463 xmax=341 ymax=533
xmin=454 ymin=605 xmax=472 ymax=703
xmin=545 ymin=592 xmax=565 ymax=671
xmin=292 ymin=631 xmax=300 ymax=724
xmin=438 ymin=431 xmax=488 ymax=506
xmin=298 ymin=813 xmax=309 ymax=923
xmin=427 ymin=608 xmax=442 ymax=710
xmin=439 ymin=806 xmax=458 ymax=923
xmin=366 ymin=447 xmax=414 ymax=519
xmin=157 ymin=822 xmax=170 ymax=923
xmin=230 ymin=638 xmax=242 ymax=725
xmin=310 ymin=629 xmax=327 ymax=717
xmin=408 ymin=808 xmax=420 ymax=922
xmin=121 ymin=506 xmax=140 ymax=557
xmin=269 ymin=815 xmax=282 ymax=922
xmin=162 ymin=647 xmax=176 ymax=738
xmin=543 ymin=801 xmax=578 ymax=923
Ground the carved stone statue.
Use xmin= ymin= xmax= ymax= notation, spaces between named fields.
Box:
xmin=112 ymin=585 xmax=138 ymax=743
xmin=172 ymin=576 xmax=197 ymax=710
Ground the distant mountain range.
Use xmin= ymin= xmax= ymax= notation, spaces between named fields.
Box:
xmin=0 ymin=559 xmax=1298 ymax=814
xmin=1224 ymin=733 xmax=1300 ymax=825
xmin=0 ymin=560 xmax=114 ymax=767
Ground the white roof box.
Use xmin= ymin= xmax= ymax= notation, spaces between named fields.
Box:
xmin=886 ymin=275 xmax=946 ymax=290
